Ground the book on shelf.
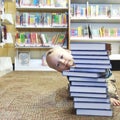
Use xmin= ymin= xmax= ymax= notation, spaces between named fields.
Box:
xmin=74 ymin=102 xmax=111 ymax=109
xmin=70 ymin=92 xmax=107 ymax=98
xmin=70 ymin=85 xmax=107 ymax=94
xmin=76 ymin=109 xmax=112 ymax=116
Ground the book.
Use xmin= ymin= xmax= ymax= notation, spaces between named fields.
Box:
xmin=70 ymin=92 xmax=107 ymax=98
xmin=76 ymin=109 xmax=112 ymax=116
xmin=71 ymin=81 xmax=107 ymax=87
xmin=70 ymin=67 xmax=106 ymax=73
xmin=63 ymin=70 xmax=103 ymax=78
xmin=74 ymin=97 xmax=110 ymax=103
xmin=70 ymin=42 xmax=111 ymax=51
xmin=71 ymin=50 xmax=108 ymax=55
xmin=73 ymin=59 xmax=110 ymax=64
xmin=73 ymin=55 xmax=109 ymax=60
xmin=70 ymin=85 xmax=107 ymax=93
xmin=74 ymin=102 xmax=111 ymax=109
xmin=74 ymin=63 xmax=111 ymax=69
xmin=69 ymin=76 xmax=106 ymax=82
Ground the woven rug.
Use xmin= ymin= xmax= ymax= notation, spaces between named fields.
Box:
xmin=0 ymin=71 xmax=120 ymax=120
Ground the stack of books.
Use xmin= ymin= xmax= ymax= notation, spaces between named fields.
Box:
xmin=63 ymin=42 xmax=113 ymax=116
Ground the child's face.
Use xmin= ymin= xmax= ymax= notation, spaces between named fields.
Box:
xmin=46 ymin=47 xmax=74 ymax=72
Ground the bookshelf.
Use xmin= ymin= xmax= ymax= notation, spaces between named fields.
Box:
xmin=15 ymin=0 xmax=69 ymax=71
xmin=0 ymin=1 xmax=13 ymax=47
xmin=69 ymin=0 xmax=120 ymax=61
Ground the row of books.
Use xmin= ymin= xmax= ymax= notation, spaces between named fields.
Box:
xmin=16 ymin=0 xmax=68 ymax=8
xmin=63 ymin=42 xmax=113 ymax=116
xmin=16 ymin=12 xmax=68 ymax=27
xmin=15 ymin=32 xmax=67 ymax=47
xmin=71 ymin=3 xmax=120 ymax=17
xmin=71 ymin=25 xmax=120 ymax=38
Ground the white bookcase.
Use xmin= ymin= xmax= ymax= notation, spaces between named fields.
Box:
xmin=69 ymin=0 xmax=120 ymax=61
xmin=15 ymin=0 xmax=69 ymax=71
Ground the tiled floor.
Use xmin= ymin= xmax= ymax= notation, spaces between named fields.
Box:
xmin=0 ymin=71 xmax=120 ymax=120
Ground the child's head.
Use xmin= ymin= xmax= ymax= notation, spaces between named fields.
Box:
xmin=46 ymin=46 xmax=74 ymax=72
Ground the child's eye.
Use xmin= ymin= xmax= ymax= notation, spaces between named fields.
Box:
xmin=56 ymin=63 xmax=60 ymax=67
xmin=60 ymin=55 xmax=63 ymax=59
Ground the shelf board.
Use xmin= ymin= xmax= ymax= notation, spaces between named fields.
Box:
xmin=16 ymin=6 xmax=68 ymax=12
xmin=71 ymin=0 xmax=120 ymax=4
xmin=15 ymin=25 xmax=67 ymax=29
xmin=15 ymin=58 xmax=55 ymax=71
xmin=71 ymin=17 xmax=120 ymax=23
xmin=70 ymin=37 xmax=120 ymax=42
xmin=109 ymin=54 xmax=120 ymax=60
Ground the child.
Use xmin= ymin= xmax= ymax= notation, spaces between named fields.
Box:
xmin=46 ymin=46 xmax=120 ymax=106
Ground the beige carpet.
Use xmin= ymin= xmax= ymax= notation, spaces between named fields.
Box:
xmin=0 ymin=71 xmax=120 ymax=120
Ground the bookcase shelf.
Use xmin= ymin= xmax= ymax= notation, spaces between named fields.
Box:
xmin=69 ymin=0 xmax=120 ymax=60
xmin=15 ymin=57 xmax=55 ymax=71
xmin=71 ymin=17 xmax=120 ymax=23
xmin=15 ymin=0 xmax=69 ymax=71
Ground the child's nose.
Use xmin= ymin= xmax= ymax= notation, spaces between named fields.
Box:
xmin=59 ymin=59 xmax=65 ymax=64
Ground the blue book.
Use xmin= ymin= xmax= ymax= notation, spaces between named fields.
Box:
xmin=70 ymin=92 xmax=107 ymax=98
xmin=74 ymin=102 xmax=111 ymax=109
xmin=71 ymin=50 xmax=108 ymax=55
xmin=73 ymin=58 xmax=110 ymax=64
xmin=63 ymin=70 xmax=104 ymax=78
xmin=71 ymin=81 xmax=107 ymax=87
xmin=74 ymin=63 xmax=112 ymax=69
xmin=69 ymin=76 xmax=106 ymax=82
xmin=73 ymin=55 xmax=109 ymax=60
xmin=70 ymin=42 xmax=111 ymax=51
xmin=74 ymin=97 xmax=110 ymax=103
xmin=76 ymin=109 xmax=112 ymax=116
xmin=70 ymin=67 xmax=106 ymax=73
xmin=70 ymin=85 xmax=107 ymax=93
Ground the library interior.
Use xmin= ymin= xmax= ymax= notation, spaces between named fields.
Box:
xmin=0 ymin=0 xmax=120 ymax=119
